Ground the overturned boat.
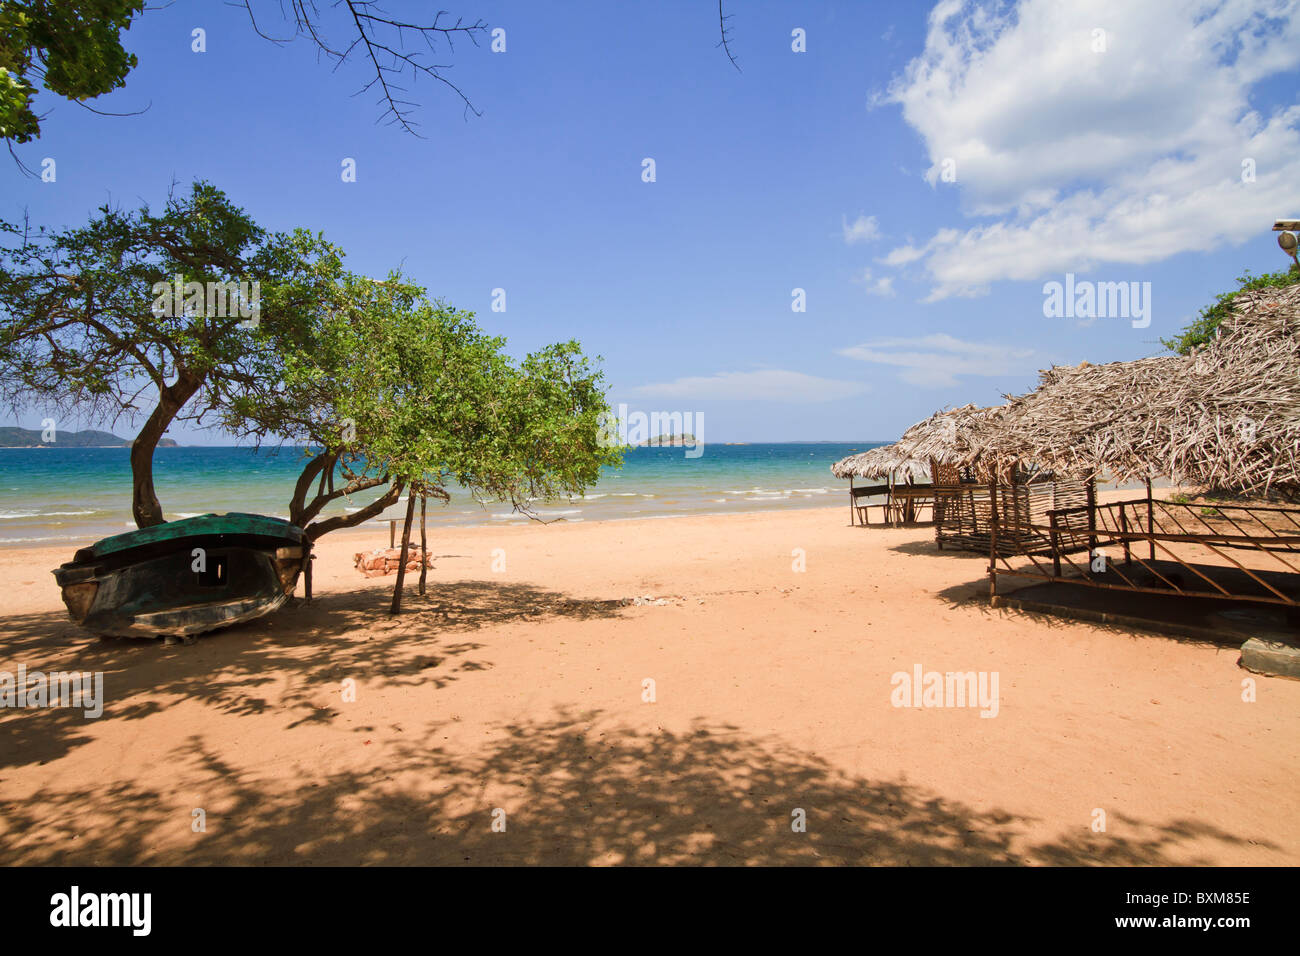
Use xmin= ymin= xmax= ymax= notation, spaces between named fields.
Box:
xmin=52 ymin=513 xmax=307 ymax=638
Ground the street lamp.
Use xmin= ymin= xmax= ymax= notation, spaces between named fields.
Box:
xmin=1274 ymin=219 xmax=1300 ymax=270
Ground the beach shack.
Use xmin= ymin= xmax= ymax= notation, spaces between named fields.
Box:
xmin=959 ymin=285 xmax=1300 ymax=636
xmin=891 ymin=402 xmax=1092 ymax=555
xmin=834 ymin=403 xmax=1088 ymax=553
xmin=831 ymin=444 xmax=930 ymax=526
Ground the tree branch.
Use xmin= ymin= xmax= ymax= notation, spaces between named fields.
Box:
xmin=717 ymin=0 xmax=741 ymax=73
xmin=235 ymin=0 xmax=489 ymax=135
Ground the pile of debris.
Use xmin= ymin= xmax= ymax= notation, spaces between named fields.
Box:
xmin=353 ymin=547 xmax=433 ymax=578
xmin=627 ymin=594 xmax=689 ymax=606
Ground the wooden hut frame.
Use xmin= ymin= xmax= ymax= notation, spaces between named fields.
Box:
xmin=894 ymin=405 xmax=1088 ymax=549
xmin=832 ymin=444 xmax=930 ymax=526
xmin=985 ymin=477 xmax=1300 ymax=610
xmin=933 ymin=464 xmax=1088 ymax=555
xmin=969 ymin=285 xmax=1300 ymax=615
xmin=831 ymin=407 xmax=1087 ymax=544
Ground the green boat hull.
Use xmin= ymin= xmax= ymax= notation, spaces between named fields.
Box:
xmin=52 ymin=513 xmax=307 ymax=638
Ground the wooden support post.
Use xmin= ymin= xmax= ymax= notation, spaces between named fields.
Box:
xmin=849 ymin=477 xmax=856 ymax=526
xmin=1145 ymin=478 xmax=1155 ymax=561
xmin=1086 ymin=478 xmax=1098 ymax=559
xmin=418 ymin=494 xmax=428 ymax=596
xmin=390 ymin=492 xmax=417 ymax=615
xmin=389 ymin=519 xmax=396 ymax=549
xmin=1120 ymin=503 xmax=1131 ymax=565
xmin=303 ymin=546 xmax=313 ymax=602
xmin=988 ymin=479 xmax=999 ymax=598
xmin=1050 ymin=511 xmax=1061 ymax=579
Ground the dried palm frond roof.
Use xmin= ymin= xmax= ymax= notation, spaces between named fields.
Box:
xmin=894 ymin=403 xmax=1008 ymax=466
xmin=830 ymin=443 xmax=930 ymax=482
xmin=964 ymin=284 xmax=1300 ymax=498
xmin=832 ymin=404 xmax=1009 ymax=482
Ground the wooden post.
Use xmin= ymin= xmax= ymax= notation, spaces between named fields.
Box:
xmin=988 ymin=479 xmax=999 ymax=598
xmin=849 ymin=477 xmax=856 ymax=526
xmin=1011 ymin=476 xmax=1022 ymax=553
xmin=389 ymin=519 xmax=396 ymax=549
xmin=303 ymin=545 xmax=313 ymax=602
xmin=1086 ymin=477 xmax=1097 ymax=559
xmin=1145 ymin=478 xmax=1155 ymax=561
xmin=418 ymin=494 xmax=428 ymax=596
xmin=1050 ymin=511 xmax=1061 ymax=579
xmin=1120 ymin=502 xmax=1131 ymax=566
xmin=390 ymin=492 xmax=417 ymax=615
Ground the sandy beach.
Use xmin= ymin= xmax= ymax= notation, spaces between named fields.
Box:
xmin=1 ymin=504 xmax=1296 ymax=866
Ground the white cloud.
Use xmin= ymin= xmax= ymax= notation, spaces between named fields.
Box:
xmin=878 ymin=0 xmax=1300 ymax=299
xmin=854 ymin=267 xmax=896 ymax=296
xmin=881 ymin=244 xmax=926 ymax=266
xmin=842 ymin=214 xmax=882 ymax=244
xmin=838 ymin=333 xmax=1034 ymax=388
xmin=628 ymin=369 xmax=869 ymax=402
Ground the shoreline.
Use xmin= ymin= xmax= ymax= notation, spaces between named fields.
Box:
xmin=0 ymin=441 xmax=877 ymax=548
xmin=0 ymin=499 xmax=845 ymax=550
xmin=0 ymin=477 xmax=1176 ymax=550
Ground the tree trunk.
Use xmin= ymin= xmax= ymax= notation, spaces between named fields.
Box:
xmin=303 ymin=479 xmax=402 ymax=543
xmin=390 ymin=492 xmax=417 ymax=615
xmin=131 ymin=372 xmax=202 ymax=528
xmin=418 ymin=494 xmax=428 ymax=596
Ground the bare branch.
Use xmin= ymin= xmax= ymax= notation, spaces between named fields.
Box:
xmin=234 ymin=0 xmax=490 ymax=135
xmin=717 ymin=0 xmax=741 ymax=73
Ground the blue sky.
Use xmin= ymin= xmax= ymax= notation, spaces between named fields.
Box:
xmin=5 ymin=0 xmax=1299 ymax=444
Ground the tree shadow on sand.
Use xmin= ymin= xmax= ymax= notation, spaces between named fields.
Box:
xmin=0 ymin=580 xmax=629 ymax=771
xmin=0 ymin=707 xmax=1272 ymax=866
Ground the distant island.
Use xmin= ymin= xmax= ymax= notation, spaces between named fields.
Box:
xmin=638 ymin=433 xmax=698 ymax=446
xmin=0 ymin=426 xmax=179 ymax=448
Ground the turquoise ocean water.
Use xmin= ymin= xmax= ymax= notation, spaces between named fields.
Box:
xmin=0 ymin=442 xmax=885 ymax=547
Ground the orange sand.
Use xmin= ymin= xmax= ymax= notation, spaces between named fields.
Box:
xmin=1 ymin=506 xmax=1296 ymax=865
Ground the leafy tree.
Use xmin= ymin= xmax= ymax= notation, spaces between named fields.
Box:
xmin=1162 ymin=266 xmax=1300 ymax=354
xmin=0 ymin=180 xmax=343 ymax=527
xmin=4 ymin=1 xmax=742 ymax=148
xmin=223 ymin=271 xmax=621 ymax=546
xmin=0 ymin=0 xmax=143 ymax=146
xmin=1 ymin=177 xmax=619 ymax=611
xmin=1 ymin=0 xmax=487 ymax=147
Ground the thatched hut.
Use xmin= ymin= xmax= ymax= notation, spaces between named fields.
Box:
xmin=830 ymin=404 xmax=1086 ymax=545
xmin=887 ymin=403 xmax=1088 ymax=552
xmin=961 ymin=284 xmax=1300 ymax=614
xmin=830 ymin=443 xmax=930 ymax=526
xmin=893 ymin=403 xmax=1003 ymax=480
xmin=964 ymin=285 xmax=1300 ymax=500
xmin=830 ymin=444 xmax=930 ymax=482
